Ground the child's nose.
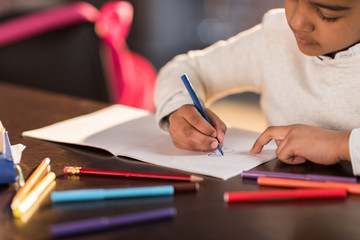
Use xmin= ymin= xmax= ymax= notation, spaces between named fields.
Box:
xmin=289 ymin=5 xmax=314 ymax=32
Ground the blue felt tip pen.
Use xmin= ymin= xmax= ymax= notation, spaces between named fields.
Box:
xmin=51 ymin=185 xmax=174 ymax=203
xmin=181 ymin=74 xmax=224 ymax=155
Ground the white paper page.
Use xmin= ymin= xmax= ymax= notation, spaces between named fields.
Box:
xmin=22 ymin=105 xmax=276 ymax=180
xmin=22 ymin=105 xmax=149 ymax=150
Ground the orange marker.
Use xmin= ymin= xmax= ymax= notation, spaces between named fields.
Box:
xmin=257 ymin=177 xmax=360 ymax=195
xmin=11 ymin=158 xmax=51 ymax=210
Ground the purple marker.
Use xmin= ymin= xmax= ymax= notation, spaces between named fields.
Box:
xmin=242 ymin=170 xmax=356 ymax=183
xmin=49 ymin=207 xmax=176 ymax=238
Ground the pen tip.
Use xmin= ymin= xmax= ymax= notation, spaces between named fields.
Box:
xmin=223 ymin=193 xmax=229 ymax=202
xmin=190 ymin=175 xmax=204 ymax=182
xmin=13 ymin=208 xmax=22 ymax=218
xmin=44 ymin=158 xmax=50 ymax=164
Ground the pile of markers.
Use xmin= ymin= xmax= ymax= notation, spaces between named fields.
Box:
xmin=224 ymin=170 xmax=357 ymax=203
xmin=11 ymin=159 xmax=203 ymax=237
xmin=49 ymin=166 xmax=202 ymax=237
xmin=12 ymin=158 xmax=359 ymax=237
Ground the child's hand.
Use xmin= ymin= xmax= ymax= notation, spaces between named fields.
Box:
xmin=168 ymin=104 xmax=227 ymax=152
xmin=250 ymin=124 xmax=351 ymax=165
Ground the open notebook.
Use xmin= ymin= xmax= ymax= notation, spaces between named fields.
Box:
xmin=22 ymin=105 xmax=276 ymax=180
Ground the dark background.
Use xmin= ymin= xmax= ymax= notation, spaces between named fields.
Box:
xmin=0 ymin=0 xmax=284 ymax=102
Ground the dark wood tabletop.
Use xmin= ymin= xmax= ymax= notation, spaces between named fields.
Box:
xmin=0 ymin=81 xmax=358 ymax=240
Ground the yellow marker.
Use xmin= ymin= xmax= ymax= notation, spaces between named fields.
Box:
xmin=15 ymin=181 xmax=56 ymax=225
xmin=11 ymin=158 xmax=51 ymax=210
xmin=13 ymin=172 xmax=56 ymax=218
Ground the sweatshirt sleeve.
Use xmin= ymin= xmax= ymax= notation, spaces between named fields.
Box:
xmin=349 ymin=128 xmax=360 ymax=176
xmin=154 ymin=9 xmax=286 ymax=131
xmin=154 ymin=18 xmax=273 ymax=131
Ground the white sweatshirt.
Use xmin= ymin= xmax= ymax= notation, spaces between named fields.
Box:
xmin=155 ymin=9 xmax=360 ymax=176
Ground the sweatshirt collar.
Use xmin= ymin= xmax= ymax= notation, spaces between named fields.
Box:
xmin=318 ymin=43 xmax=360 ymax=60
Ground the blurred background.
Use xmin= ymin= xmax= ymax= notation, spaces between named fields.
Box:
xmin=0 ymin=0 xmax=284 ymax=131
xmin=0 ymin=0 xmax=284 ymax=70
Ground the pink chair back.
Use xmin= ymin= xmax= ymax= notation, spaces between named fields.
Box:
xmin=96 ymin=2 xmax=156 ymax=111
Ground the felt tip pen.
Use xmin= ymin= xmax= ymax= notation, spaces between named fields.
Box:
xmin=11 ymin=158 xmax=51 ymax=210
xmin=257 ymin=177 xmax=360 ymax=195
xmin=63 ymin=166 xmax=204 ymax=182
xmin=49 ymin=207 xmax=177 ymax=238
xmin=51 ymin=185 xmax=175 ymax=203
xmin=13 ymin=171 xmax=56 ymax=218
xmin=181 ymin=74 xmax=223 ymax=155
xmin=224 ymin=188 xmax=347 ymax=203
xmin=16 ymin=181 xmax=56 ymax=224
xmin=137 ymin=183 xmax=200 ymax=193
xmin=242 ymin=170 xmax=356 ymax=183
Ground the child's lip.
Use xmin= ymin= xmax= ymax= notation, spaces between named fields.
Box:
xmin=294 ymin=33 xmax=317 ymax=45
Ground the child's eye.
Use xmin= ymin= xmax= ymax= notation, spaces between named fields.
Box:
xmin=320 ymin=15 xmax=338 ymax=22
xmin=317 ymin=10 xmax=339 ymax=22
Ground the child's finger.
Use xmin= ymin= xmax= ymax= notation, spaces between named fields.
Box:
xmin=250 ymin=126 xmax=292 ymax=153
xmin=206 ymin=108 xmax=227 ymax=142
xmin=183 ymin=105 xmax=217 ymax=137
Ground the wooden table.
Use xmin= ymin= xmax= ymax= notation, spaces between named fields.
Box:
xmin=0 ymin=81 xmax=358 ymax=240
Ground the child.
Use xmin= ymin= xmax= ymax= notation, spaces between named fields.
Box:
xmin=154 ymin=0 xmax=360 ymax=175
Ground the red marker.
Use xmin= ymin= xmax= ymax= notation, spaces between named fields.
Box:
xmin=224 ymin=188 xmax=347 ymax=203
xmin=64 ymin=166 xmax=204 ymax=182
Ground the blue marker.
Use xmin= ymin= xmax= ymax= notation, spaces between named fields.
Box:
xmin=181 ymin=74 xmax=224 ymax=155
xmin=51 ymin=185 xmax=174 ymax=203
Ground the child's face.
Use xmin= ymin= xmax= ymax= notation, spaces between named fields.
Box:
xmin=285 ymin=0 xmax=360 ymax=57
